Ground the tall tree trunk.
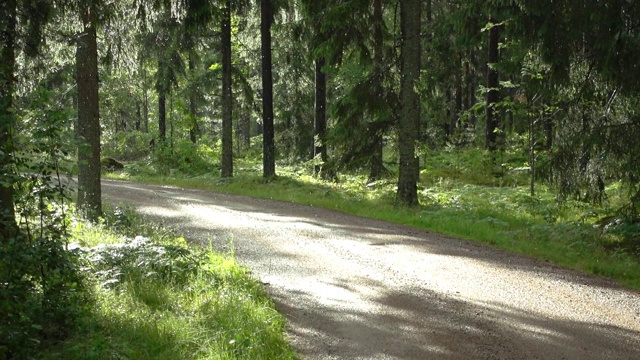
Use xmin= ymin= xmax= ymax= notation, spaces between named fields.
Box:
xmin=239 ymin=110 xmax=250 ymax=150
xmin=261 ymin=0 xmax=275 ymax=178
xmin=0 ymin=0 xmax=18 ymax=238
xmin=545 ymin=115 xmax=553 ymax=150
xmin=220 ymin=0 xmax=233 ymax=177
xmin=141 ymin=55 xmax=149 ymax=132
xmin=135 ymin=100 xmax=141 ymax=131
xmin=76 ymin=6 xmax=102 ymax=221
xmin=314 ymin=57 xmax=328 ymax=177
xmin=397 ymin=0 xmax=421 ymax=206
xmin=369 ymin=0 xmax=385 ymax=182
xmin=462 ymin=56 xmax=472 ymax=141
xmin=158 ymin=89 xmax=166 ymax=141
xmin=468 ymin=49 xmax=478 ymax=130
xmin=188 ymin=52 xmax=199 ymax=144
xmin=453 ymin=53 xmax=462 ymax=137
xmin=485 ymin=16 xmax=502 ymax=152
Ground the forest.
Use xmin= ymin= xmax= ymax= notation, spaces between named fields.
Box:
xmin=1 ymin=0 xmax=640 ymax=358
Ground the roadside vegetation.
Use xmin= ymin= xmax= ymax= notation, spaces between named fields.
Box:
xmin=3 ymin=1 xmax=639 ymax=357
xmin=104 ymin=136 xmax=640 ymax=291
xmin=1 ymin=204 xmax=297 ymax=359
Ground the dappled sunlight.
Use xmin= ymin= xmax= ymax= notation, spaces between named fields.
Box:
xmin=101 ymin=179 xmax=640 ymax=359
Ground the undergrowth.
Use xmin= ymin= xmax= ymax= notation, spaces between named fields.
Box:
xmin=105 ymin=145 xmax=640 ymax=291
xmin=34 ymin=207 xmax=297 ymax=360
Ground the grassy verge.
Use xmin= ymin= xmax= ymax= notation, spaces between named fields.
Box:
xmin=105 ymin=149 xmax=640 ymax=291
xmin=38 ymin=208 xmax=297 ymax=360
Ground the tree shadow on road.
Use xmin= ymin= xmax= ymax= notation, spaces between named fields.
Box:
xmin=270 ymin=277 xmax=640 ymax=360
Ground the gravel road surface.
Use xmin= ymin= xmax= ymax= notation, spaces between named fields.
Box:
xmin=100 ymin=179 xmax=640 ymax=359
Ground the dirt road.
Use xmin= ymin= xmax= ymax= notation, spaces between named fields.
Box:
xmin=100 ymin=179 xmax=640 ymax=359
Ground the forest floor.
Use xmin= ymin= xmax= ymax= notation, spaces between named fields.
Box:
xmin=101 ymin=178 xmax=640 ymax=360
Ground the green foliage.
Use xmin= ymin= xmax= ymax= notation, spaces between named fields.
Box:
xmin=34 ymin=206 xmax=297 ymax=360
xmin=115 ymin=148 xmax=640 ymax=290
xmin=83 ymin=236 xmax=199 ymax=289
xmin=0 ymin=235 xmax=88 ymax=358
xmin=100 ymin=157 xmax=124 ymax=172
xmin=151 ymin=139 xmax=220 ymax=176
xmin=103 ymin=131 xmax=154 ymax=161
xmin=1 ymin=87 xmax=86 ymax=359
xmin=421 ymin=147 xmax=530 ymax=187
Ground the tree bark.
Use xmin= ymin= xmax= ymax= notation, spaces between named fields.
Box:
xmin=188 ymin=51 xmax=199 ymax=144
xmin=141 ymin=54 xmax=149 ymax=132
xmin=0 ymin=0 xmax=18 ymax=238
xmin=221 ymin=1 xmax=233 ymax=177
xmin=396 ymin=0 xmax=421 ymax=206
xmin=261 ymin=0 xmax=276 ymax=178
xmin=453 ymin=53 xmax=462 ymax=136
xmin=158 ymin=89 xmax=166 ymax=141
xmin=135 ymin=100 xmax=141 ymax=131
xmin=239 ymin=110 xmax=250 ymax=150
xmin=76 ymin=5 xmax=102 ymax=221
xmin=369 ymin=0 xmax=385 ymax=182
xmin=314 ymin=57 xmax=328 ymax=177
xmin=545 ymin=115 xmax=553 ymax=150
xmin=485 ymin=16 xmax=502 ymax=152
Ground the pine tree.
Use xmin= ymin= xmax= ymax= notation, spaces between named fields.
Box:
xmin=75 ymin=1 xmax=102 ymax=221
xmin=220 ymin=0 xmax=233 ymax=177
xmin=261 ymin=0 xmax=276 ymax=178
xmin=0 ymin=0 xmax=18 ymax=237
xmin=396 ymin=0 xmax=421 ymax=206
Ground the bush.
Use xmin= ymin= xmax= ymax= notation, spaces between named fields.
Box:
xmin=0 ymin=235 xmax=88 ymax=358
xmin=103 ymin=131 xmax=154 ymax=161
xmin=151 ymin=139 xmax=219 ymax=175
xmin=100 ymin=157 xmax=124 ymax=172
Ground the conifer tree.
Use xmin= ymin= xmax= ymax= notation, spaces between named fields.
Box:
xmin=396 ymin=0 xmax=421 ymax=206
xmin=261 ymin=0 xmax=276 ymax=178
xmin=76 ymin=1 xmax=102 ymax=220
xmin=221 ymin=0 xmax=234 ymax=177
xmin=0 ymin=0 xmax=18 ymax=237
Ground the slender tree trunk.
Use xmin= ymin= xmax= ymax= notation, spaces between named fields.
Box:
xmin=239 ymin=110 xmax=250 ymax=150
xmin=220 ymin=0 xmax=233 ymax=177
xmin=468 ymin=49 xmax=478 ymax=130
xmin=158 ymin=89 xmax=166 ymax=141
xmin=453 ymin=53 xmax=462 ymax=136
xmin=188 ymin=52 xmax=199 ymax=144
xmin=314 ymin=57 xmax=328 ymax=177
xmin=463 ymin=59 xmax=471 ymax=113
xmin=0 ymin=0 xmax=18 ymax=238
xmin=169 ymin=93 xmax=174 ymax=151
xmin=261 ymin=0 xmax=276 ymax=178
xmin=545 ymin=115 xmax=553 ymax=150
xmin=462 ymin=55 xmax=473 ymax=143
xmin=529 ymin=112 xmax=536 ymax=196
xmin=141 ymin=55 xmax=149 ymax=132
xmin=397 ymin=0 xmax=421 ymax=206
xmin=135 ymin=100 xmax=141 ymax=131
xmin=76 ymin=6 xmax=102 ymax=221
xmin=485 ymin=16 xmax=502 ymax=152
xmin=369 ymin=0 xmax=385 ymax=182
xmin=579 ymin=112 xmax=590 ymax=176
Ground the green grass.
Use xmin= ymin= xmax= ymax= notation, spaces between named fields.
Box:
xmin=37 ymin=208 xmax=297 ymax=360
xmin=104 ymin=147 xmax=640 ymax=291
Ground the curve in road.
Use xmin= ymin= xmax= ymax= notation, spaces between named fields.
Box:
xmin=101 ymin=179 xmax=640 ymax=360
